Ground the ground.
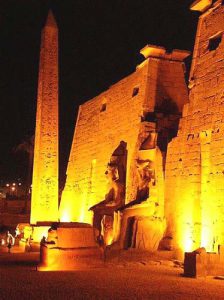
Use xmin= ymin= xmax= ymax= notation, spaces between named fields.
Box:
xmin=1 ymin=247 xmax=224 ymax=300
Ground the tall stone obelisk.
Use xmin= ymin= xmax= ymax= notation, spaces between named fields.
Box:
xmin=31 ymin=10 xmax=59 ymax=224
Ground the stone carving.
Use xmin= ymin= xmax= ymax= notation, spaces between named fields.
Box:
xmin=90 ymin=142 xmax=127 ymax=244
xmin=140 ymin=131 xmax=157 ymax=150
xmin=131 ymin=216 xmax=164 ymax=252
xmin=31 ymin=10 xmax=59 ymax=224
xmin=101 ymin=215 xmax=114 ymax=245
xmin=158 ymin=236 xmax=174 ymax=251
xmin=136 ymin=159 xmax=155 ymax=202
xmin=104 ymin=163 xmax=125 ymax=207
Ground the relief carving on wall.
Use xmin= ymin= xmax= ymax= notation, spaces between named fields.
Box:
xmin=136 ymin=159 xmax=155 ymax=202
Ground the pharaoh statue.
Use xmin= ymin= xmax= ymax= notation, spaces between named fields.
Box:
xmin=90 ymin=141 xmax=127 ymax=245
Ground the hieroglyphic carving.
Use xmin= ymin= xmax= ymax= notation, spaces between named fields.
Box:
xmin=31 ymin=11 xmax=59 ymax=224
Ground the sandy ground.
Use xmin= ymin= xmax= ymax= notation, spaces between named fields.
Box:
xmin=1 ymin=249 xmax=224 ymax=300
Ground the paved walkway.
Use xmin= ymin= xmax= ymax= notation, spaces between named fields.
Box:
xmin=1 ymin=251 xmax=224 ymax=299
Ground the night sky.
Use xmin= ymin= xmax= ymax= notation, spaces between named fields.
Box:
xmin=0 ymin=0 xmax=199 ymax=186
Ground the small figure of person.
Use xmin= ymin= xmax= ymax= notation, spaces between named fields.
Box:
xmin=15 ymin=226 xmax=20 ymax=238
xmin=40 ymin=236 xmax=46 ymax=245
xmin=27 ymin=235 xmax=33 ymax=252
xmin=7 ymin=241 xmax=12 ymax=253
xmin=6 ymin=231 xmax=15 ymax=245
xmin=97 ymin=234 xmax=104 ymax=248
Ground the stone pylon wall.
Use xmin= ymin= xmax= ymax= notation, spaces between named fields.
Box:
xmin=31 ymin=11 xmax=59 ymax=224
xmin=60 ymin=48 xmax=189 ymax=225
xmin=60 ymin=61 xmax=149 ymax=223
xmin=165 ymin=1 xmax=224 ymax=252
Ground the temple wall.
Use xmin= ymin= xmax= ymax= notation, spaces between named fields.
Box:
xmin=165 ymin=2 xmax=224 ymax=253
xmin=143 ymin=58 xmax=188 ymax=113
xmin=60 ymin=61 xmax=149 ymax=223
xmin=60 ymin=50 xmax=189 ymax=231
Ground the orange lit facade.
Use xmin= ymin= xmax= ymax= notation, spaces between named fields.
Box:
xmin=59 ymin=45 xmax=189 ymax=248
xmin=31 ymin=1 xmax=224 ymax=255
xmin=31 ymin=11 xmax=59 ymax=224
xmin=165 ymin=0 xmax=224 ymax=253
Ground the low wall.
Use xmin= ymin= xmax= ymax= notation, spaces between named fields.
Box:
xmin=0 ymin=199 xmax=31 ymax=213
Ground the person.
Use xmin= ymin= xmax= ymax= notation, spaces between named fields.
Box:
xmin=40 ymin=236 xmax=46 ymax=245
xmin=7 ymin=231 xmax=15 ymax=244
xmin=6 ymin=231 xmax=15 ymax=253
xmin=7 ymin=241 xmax=12 ymax=253
xmin=15 ymin=226 xmax=20 ymax=237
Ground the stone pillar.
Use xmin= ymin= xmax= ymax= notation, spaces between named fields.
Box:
xmin=31 ymin=10 xmax=59 ymax=224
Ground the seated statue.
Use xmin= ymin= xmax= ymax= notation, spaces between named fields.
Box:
xmin=90 ymin=162 xmax=125 ymax=243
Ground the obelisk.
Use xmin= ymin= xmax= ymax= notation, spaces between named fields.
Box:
xmin=31 ymin=10 xmax=59 ymax=224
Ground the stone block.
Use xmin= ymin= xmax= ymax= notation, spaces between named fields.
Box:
xmin=184 ymin=247 xmax=224 ymax=278
xmin=39 ymin=223 xmax=103 ymax=270
xmin=39 ymin=246 xmax=103 ymax=271
xmin=57 ymin=225 xmax=96 ymax=248
xmin=184 ymin=250 xmax=207 ymax=278
xmin=219 ymin=245 xmax=224 ymax=262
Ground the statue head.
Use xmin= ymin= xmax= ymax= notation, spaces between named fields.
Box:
xmin=105 ymin=163 xmax=119 ymax=183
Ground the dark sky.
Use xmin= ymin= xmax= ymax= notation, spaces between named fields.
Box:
xmin=0 ymin=0 xmax=199 ymax=185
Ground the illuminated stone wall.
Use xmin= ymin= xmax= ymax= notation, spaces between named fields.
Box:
xmin=31 ymin=11 xmax=59 ymax=224
xmin=165 ymin=1 xmax=224 ymax=252
xmin=60 ymin=46 xmax=189 ymax=225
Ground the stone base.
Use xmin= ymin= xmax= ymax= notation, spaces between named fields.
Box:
xmin=56 ymin=223 xmax=97 ymax=248
xmin=131 ymin=216 xmax=165 ymax=251
xmin=38 ymin=246 xmax=103 ymax=271
xmin=38 ymin=223 xmax=103 ymax=270
xmin=105 ymin=247 xmax=176 ymax=262
xmin=118 ymin=203 xmax=165 ymax=250
xmin=184 ymin=246 xmax=224 ymax=278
